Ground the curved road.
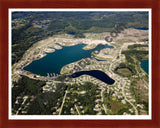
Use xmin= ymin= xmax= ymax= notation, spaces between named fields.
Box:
xmin=122 ymin=80 xmax=138 ymax=115
xmin=109 ymin=46 xmax=138 ymax=115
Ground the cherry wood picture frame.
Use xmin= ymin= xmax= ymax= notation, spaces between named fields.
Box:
xmin=0 ymin=0 xmax=160 ymax=128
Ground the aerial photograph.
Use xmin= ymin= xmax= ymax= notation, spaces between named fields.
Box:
xmin=10 ymin=10 xmax=150 ymax=117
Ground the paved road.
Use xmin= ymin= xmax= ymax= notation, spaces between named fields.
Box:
xmin=109 ymin=46 xmax=123 ymax=73
xmin=16 ymin=97 xmax=27 ymax=115
xmin=101 ymin=87 xmax=107 ymax=114
xmin=75 ymin=104 xmax=80 ymax=115
xmin=122 ymin=80 xmax=138 ymax=115
xmin=59 ymin=90 xmax=68 ymax=115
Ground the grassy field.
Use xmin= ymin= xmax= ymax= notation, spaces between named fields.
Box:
xmin=133 ymin=79 xmax=148 ymax=103
xmin=110 ymin=100 xmax=123 ymax=114
xmin=116 ymin=68 xmax=132 ymax=77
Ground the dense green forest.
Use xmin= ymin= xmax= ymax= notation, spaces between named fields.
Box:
xmin=12 ymin=75 xmax=69 ymax=115
xmin=122 ymin=50 xmax=148 ymax=61
xmin=12 ymin=76 xmax=104 ymax=115
xmin=12 ymin=76 xmax=46 ymax=113
xmin=114 ymin=44 xmax=148 ymax=77
xmin=128 ymin=44 xmax=148 ymax=50
xmin=27 ymin=83 xmax=68 ymax=115
xmin=12 ymin=12 xmax=148 ymax=64
xmin=12 ymin=22 xmax=53 ymax=64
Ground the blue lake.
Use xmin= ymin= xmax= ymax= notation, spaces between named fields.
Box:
xmin=68 ymin=32 xmax=76 ymax=35
xmin=13 ymin=14 xmax=29 ymax=18
xmin=24 ymin=43 xmax=113 ymax=76
xmin=136 ymin=28 xmax=149 ymax=30
xmin=141 ymin=59 xmax=149 ymax=74
xmin=70 ymin=70 xmax=115 ymax=85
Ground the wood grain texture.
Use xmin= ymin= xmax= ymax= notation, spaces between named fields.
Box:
xmin=0 ymin=0 xmax=160 ymax=128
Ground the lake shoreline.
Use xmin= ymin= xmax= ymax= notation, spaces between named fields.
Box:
xmin=12 ymin=28 xmax=149 ymax=81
